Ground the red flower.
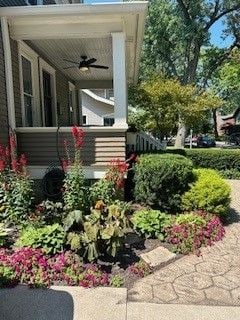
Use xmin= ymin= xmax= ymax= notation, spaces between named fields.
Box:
xmin=19 ymin=154 xmax=27 ymax=167
xmin=71 ymin=126 xmax=85 ymax=149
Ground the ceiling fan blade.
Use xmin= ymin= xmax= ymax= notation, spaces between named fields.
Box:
xmin=86 ymin=58 xmax=97 ymax=65
xmin=63 ymin=66 xmax=77 ymax=69
xmin=90 ymin=65 xmax=109 ymax=69
xmin=63 ymin=58 xmax=79 ymax=65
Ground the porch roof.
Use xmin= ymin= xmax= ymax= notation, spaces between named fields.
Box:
xmin=0 ymin=2 xmax=148 ymax=84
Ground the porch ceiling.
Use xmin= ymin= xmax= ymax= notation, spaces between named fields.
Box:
xmin=0 ymin=2 xmax=148 ymax=83
xmin=29 ymin=37 xmax=113 ymax=81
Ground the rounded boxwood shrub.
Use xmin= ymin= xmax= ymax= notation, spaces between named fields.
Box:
xmin=134 ymin=154 xmax=194 ymax=212
xmin=181 ymin=169 xmax=231 ymax=215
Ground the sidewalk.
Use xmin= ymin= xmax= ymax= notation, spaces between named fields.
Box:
xmin=1 ymin=286 xmax=240 ymax=320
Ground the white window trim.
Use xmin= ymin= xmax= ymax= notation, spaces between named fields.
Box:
xmin=18 ymin=41 xmax=41 ymax=127
xmin=69 ymin=82 xmax=77 ymax=124
xmin=39 ymin=58 xmax=57 ymax=126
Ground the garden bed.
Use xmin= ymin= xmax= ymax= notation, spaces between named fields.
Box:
xmin=0 ymin=128 xmax=231 ymax=290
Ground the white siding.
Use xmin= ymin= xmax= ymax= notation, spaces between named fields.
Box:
xmin=82 ymin=90 xmax=113 ymax=126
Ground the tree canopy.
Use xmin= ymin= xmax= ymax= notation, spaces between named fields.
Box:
xmin=129 ymin=76 xmax=222 ymax=140
xmin=137 ymin=0 xmax=240 ymax=146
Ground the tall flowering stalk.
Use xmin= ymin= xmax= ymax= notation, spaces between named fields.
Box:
xmin=63 ymin=126 xmax=87 ymax=212
xmin=0 ymin=134 xmax=33 ymax=224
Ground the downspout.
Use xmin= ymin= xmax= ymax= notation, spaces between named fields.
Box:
xmin=1 ymin=17 xmax=16 ymax=132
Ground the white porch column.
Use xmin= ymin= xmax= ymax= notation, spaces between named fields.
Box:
xmin=111 ymin=32 xmax=128 ymax=128
xmin=1 ymin=17 xmax=16 ymax=131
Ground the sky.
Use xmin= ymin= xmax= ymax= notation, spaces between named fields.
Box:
xmin=210 ymin=19 xmax=234 ymax=48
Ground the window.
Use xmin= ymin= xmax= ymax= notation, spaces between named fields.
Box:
xmin=82 ymin=115 xmax=87 ymax=125
xmin=39 ymin=58 xmax=57 ymax=127
xmin=21 ymin=57 xmax=34 ymax=126
xmin=26 ymin=0 xmax=43 ymax=5
xmin=19 ymin=42 xmax=57 ymax=127
xmin=103 ymin=117 xmax=114 ymax=126
xmin=19 ymin=42 xmax=40 ymax=127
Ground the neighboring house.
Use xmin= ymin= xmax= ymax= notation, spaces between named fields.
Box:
xmin=216 ymin=108 xmax=240 ymax=136
xmin=0 ymin=2 xmax=148 ymax=179
xmin=81 ymin=89 xmax=114 ymax=127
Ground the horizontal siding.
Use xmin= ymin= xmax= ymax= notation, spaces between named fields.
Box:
xmin=0 ymin=26 xmax=8 ymax=145
xmin=17 ymin=131 xmax=126 ymax=166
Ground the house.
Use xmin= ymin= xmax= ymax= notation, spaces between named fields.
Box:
xmin=0 ymin=1 xmax=148 ymax=180
xmin=216 ymin=108 xmax=240 ymax=136
xmin=81 ymin=89 xmax=114 ymax=127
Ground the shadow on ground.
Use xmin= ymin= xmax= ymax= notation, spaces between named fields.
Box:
xmin=0 ymin=285 xmax=74 ymax=320
xmin=223 ymin=208 xmax=240 ymax=226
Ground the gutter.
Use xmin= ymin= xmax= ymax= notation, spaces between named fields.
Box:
xmin=0 ymin=2 xmax=148 ymax=17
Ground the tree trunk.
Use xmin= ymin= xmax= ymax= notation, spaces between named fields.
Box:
xmin=175 ymin=117 xmax=187 ymax=148
xmin=212 ymin=108 xmax=219 ymax=139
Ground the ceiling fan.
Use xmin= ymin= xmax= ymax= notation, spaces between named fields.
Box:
xmin=63 ymin=56 xmax=109 ymax=72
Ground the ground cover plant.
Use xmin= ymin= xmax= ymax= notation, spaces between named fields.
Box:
xmin=164 ymin=211 xmax=225 ymax=255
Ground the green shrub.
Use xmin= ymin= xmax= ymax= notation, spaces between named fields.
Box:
xmin=132 ymin=209 xmax=172 ymax=240
xmin=142 ymin=148 xmax=240 ymax=173
xmin=181 ymin=169 xmax=231 ymax=215
xmin=15 ymin=224 xmax=65 ymax=254
xmin=134 ymin=154 xmax=194 ymax=212
xmin=220 ymin=168 xmax=240 ymax=180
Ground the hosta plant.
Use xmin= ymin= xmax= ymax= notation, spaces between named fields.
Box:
xmin=131 ymin=209 xmax=172 ymax=240
xmin=165 ymin=210 xmax=225 ymax=255
xmin=15 ymin=223 xmax=65 ymax=255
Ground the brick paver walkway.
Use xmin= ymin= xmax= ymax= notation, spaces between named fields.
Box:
xmin=128 ymin=180 xmax=240 ymax=306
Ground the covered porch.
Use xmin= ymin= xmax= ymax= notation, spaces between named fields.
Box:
xmin=0 ymin=2 xmax=147 ymax=178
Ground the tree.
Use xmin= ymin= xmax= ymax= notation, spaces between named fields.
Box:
xmin=129 ymin=76 xmax=222 ymax=141
xmin=213 ymin=49 xmax=240 ymax=113
xmin=141 ymin=0 xmax=240 ymax=147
